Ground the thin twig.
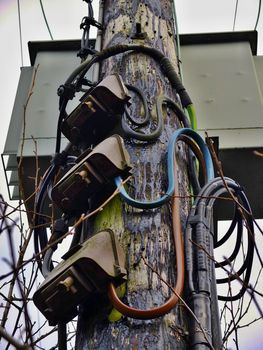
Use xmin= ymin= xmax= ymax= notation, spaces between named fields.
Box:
xmin=142 ymin=256 xmax=215 ymax=350
xmin=0 ymin=326 xmax=29 ymax=350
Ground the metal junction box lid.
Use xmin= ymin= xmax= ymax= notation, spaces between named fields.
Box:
xmin=33 ymin=229 xmax=126 ymax=325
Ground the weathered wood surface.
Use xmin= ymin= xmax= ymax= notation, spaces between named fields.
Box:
xmin=76 ymin=1 xmax=190 ymax=349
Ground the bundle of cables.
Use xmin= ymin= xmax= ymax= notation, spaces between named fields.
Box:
xmin=32 ymin=4 xmax=207 ymax=350
xmin=33 ymin=145 xmax=77 ymax=274
xmin=32 ymin=11 xmax=257 ymax=349
xmin=107 ymin=127 xmax=214 ymax=319
xmin=185 ymin=177 xmax=255 ymax=348
xmin=55 ymin=43 xmax=197 ymax=154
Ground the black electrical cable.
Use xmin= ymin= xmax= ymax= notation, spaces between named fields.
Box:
xmin=215 ymin=209 xmax=242 ymax=268
xmin=155 ymin=96 xmax=203 ymax=194
xmin=34 ymin=144 xmax=74 ymax=273
xmin=58 ymin=322 xmax=67 ymax=350
xmin=79 ymin=3 xmax=93 ymax=61
xmin=185 ymin=177 xmax=255 ymax=302
xmin=179 ymin=134 xmax=206 ymax=192
xmin=68 ymin=45 xmax=192 ymax=107
xmin=56 ymin=45 xmax=192 ymax=153
xmin=200 ymin=183 xmax=254 ymax=300
xmin=47 ymin=156 xmax=77 ymax=200
xmin=188 ymin=154 xmax=202 ymax=195
xmin=121 ymin=94 xmax=162 ymax=141
xmin=185 ymin=179 xmax=228 ymax=292
xmin=78 ymin=0 xmax=103 ymax=61
xmin=42 ymin=248 xmax=53 ymax=278
xmin=233 ymin=0 xmax=239 ymax=31
xmin=184 ymin=177 xmax=255 ymax=349
xmin=207 ymin=184 xmax=254 ymax=297
xmin=56 ymin=99 xmax=71 ymax=154
xmin=124 ymin=84 xmax=150 ymax=126
xmin=254 ymin=0 xmax=262 ymax=30
xmin=214 ymin=204 xmax=240 ymax=248
xmin=17 ymin=0 xmax=23 ymax=66
xmin=34 ymin=164 xmax=57 ymax=270
xmin=156 ymin=95 xmax=191 ymax=127
xmin=122 ymin=92 xmax=192 ymax=142
xmin=41 ymin=217 xmax=69 ymax=277
xmin=58 ymin=46 xmax=189 ymax=134
xmin=39 ymin=0 xmax=53 ymax=40
xmin=184 ymin=171 xmax=214 ymax=349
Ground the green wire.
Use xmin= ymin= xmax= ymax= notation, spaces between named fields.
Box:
xmin=186 ymin=104 xmax=198 ymax=204
xmin=186 ymin=104 xmax=197 ymax=131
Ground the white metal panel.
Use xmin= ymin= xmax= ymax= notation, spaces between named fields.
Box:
xmin=3 ymin=67 xmax=34 ymax=154
xmin=2 ymin=46 xmax=94 ymax=200
xmin=181 ymin=42 xmax=263 ymax=148
xmin=21 ymin=137 xmax=68 ymax=157
xmin=22 ymin=51 xmax=84 ymax=140
xmin=254 ymin=56 xmax=263 ymax=98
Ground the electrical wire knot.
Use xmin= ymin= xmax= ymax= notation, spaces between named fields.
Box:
xmin=80 ymin=16 xmax=103 ymax=30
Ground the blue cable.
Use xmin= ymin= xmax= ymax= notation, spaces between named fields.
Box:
xmin=114 ymin=128 xmax=214 ymax=209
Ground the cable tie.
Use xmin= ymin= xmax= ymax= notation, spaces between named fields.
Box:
xmin=187 ymin=214 xmax=210 ymax=229
xmin=77 ymin=47 xmax=98 ymax=59
xmin=80 ymin=77 xmax=96 ymax=87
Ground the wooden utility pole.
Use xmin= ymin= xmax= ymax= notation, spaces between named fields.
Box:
xmin=75 ymin=1 xmax=214 ymax=349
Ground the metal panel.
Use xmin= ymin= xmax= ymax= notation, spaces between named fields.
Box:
xmin=21 ymin=50 xmax=82 ymax=141
xmin=2 ymin=42 xmax=95 ymax=206
xmin=2 ymin=67 xmax=33 ymax=200
xmin=3 ymin=67 xmax=34 ymax=154
xmin=181 ymin=42 xmax=263 ymax=147
xmin=215 ymin=147 xmax=263 ymax=220
xmin=180 ymin=31 xmax=258 ymax=55
xmin=9 ymin=172 xmax=19 ymax=186
xmin=254 ymin=56 xmax=263 ymax=98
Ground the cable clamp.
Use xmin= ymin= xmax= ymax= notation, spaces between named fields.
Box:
xmin=57 ymin=84 xmax=75 ymax=100
xmin=49 ymin=218 xmax=69 ymax=251
xmin=80 ymin=16 xmax=103 ymax=30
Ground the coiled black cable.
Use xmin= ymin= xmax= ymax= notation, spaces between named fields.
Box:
xmin=186 ymin=177 xmax=255 ymax=302
xmin=215 ymin=208 xmax=243 ymax=268
xmin=124 ymin=84 xmax=150 ymax=126
xmin=33 ymin=144 xmax=75 ymax=274
xmin=56 ymin=44 xmax=192 ymax=153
